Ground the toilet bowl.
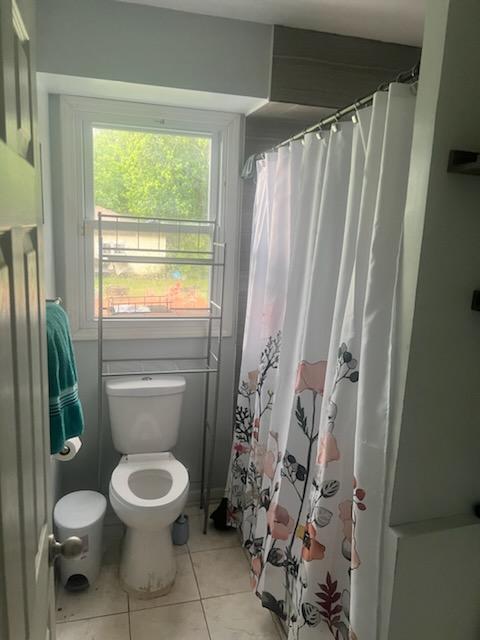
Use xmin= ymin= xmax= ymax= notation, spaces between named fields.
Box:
xmin=105 ymin=374 xmax=189 ymax=598
xmin=110 ymin=452 xmax=189 ymax=597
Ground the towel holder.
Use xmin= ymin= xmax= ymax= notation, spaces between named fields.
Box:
xmin=47 ymin=297 xmax=62 ymax=305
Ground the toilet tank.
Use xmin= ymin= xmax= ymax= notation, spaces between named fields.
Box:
xmin=105 ymin=375 xmax=186 ymax=454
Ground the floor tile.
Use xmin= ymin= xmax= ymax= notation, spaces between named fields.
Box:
xmin=129 ymin=553 xmax=200 ymax=611
xmin=188 ymin=514 xmax=240 ymax=553
xmin=203 ymin=592 xmax=281 ymax=640
xmin=130 ymin=601 xmax=210 ymax=640
xmin=56 ymin=613 xmax=129 ymax=640
xmin=191 ymin=547 xmax=251 ymax=598
xmin=56 ymin=565 xmax=128 ymax=623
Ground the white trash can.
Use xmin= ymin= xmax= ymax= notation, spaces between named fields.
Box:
xmin=54 ymin=490 xmax=107 ymax=591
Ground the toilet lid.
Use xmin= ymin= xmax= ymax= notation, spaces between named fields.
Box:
xmin=110 ymin=454 xmax=189 ymax=510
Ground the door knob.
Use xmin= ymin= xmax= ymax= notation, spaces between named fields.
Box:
xmin=48 ymin=534 xmax=84 ymax=565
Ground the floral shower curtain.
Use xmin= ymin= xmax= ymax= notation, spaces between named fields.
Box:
xmin=226 ymin=83 xmax=417 ymax=639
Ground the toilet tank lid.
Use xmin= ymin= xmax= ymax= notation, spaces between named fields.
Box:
xmin=105 ymin=375 xmax=186 ymax=397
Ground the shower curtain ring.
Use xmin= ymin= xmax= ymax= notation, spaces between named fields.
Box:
xmin=352 ymin=100 xmax=362 ymax=124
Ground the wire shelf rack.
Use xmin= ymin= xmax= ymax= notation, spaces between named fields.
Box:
xmin=97 ymin=212 xmax=226 ymax=533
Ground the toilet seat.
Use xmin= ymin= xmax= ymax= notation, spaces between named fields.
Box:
xmin=110 ymin=452 xmax=189 ymax=511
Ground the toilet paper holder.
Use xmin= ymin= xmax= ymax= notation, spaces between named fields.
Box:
xmin=55 ymin=437 xmax=83 ymax=461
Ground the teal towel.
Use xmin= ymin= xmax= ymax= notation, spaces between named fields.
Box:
xmin=46 ymin=302 xmax=84 ymax=454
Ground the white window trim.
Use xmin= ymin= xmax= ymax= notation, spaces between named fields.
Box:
xmin=55 ymin=95 xmax=242 ymax=340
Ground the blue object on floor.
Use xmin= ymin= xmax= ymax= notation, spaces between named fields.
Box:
xmin=46 ymin=302 xmax=84 ymax=454
xmin=172 ymin=514 xmax=189 ymax=545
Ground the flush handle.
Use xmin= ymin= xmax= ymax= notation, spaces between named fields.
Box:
xmin=48 ymin=534 xmax=84 ymax=565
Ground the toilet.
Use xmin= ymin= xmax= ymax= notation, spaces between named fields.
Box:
xmin=106 ymin=375 xmax=189 ymax=598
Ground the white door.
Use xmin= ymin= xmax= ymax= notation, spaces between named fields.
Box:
xmin=0 ymin=0 xmax=55 ymax=638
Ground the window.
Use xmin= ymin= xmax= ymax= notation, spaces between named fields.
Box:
xmin=56 ymin=96 xmax=241 ymax=339
xmin=92 ymin=127 xmax=212 ymax=320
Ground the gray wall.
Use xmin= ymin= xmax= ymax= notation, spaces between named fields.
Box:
xmin=37 ymin=0 xmax=273 ymax=99
xmin=271 ymin=25 xmax=420 ymax=108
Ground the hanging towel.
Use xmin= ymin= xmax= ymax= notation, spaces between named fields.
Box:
xmin=46 ymin=302 xmax=84 ymax=454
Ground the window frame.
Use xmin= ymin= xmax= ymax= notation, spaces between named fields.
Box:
xmin=56 ymin=95 xmax=242 ymax=340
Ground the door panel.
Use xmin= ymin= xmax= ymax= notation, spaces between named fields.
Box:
xmin=0 ymin=0 xmax=34 ymax=160
xmin=0 ymin=0 xmax=53 ymax=638
xmin=12 ymin=0 xmax=34 ymax=162
xmin=12 ymin=226 xmax=37 ymax=636
xmin=25 ymin=230 xmax=47 ymax=543
xmin=0 ymin=230 xmax=27 ymax=640
xmin=0 ymin=226 xmax=52 ymax=640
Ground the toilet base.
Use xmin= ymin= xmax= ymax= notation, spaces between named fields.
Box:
xmin=119 ymin=526 xmax=176 ymax=598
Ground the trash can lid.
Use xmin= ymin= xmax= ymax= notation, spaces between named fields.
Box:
xmin=54 ymin=490 xmax=107 ymax=529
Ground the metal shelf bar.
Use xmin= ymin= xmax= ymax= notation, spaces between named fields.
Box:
xmin=97 ymin=215 xmax=104 ymax=492
xmin=98 ymin=315 xmax=220 ymax=321
xmin=103 ymin=355 xmax=208 ymax=363
xmin=203 ymin=241 xmax=226 ymax=534
xmin=97 ymin=212 xmax=217 ymax=225
xmin=102 ymin=247 xmax=214 ymax=255
xmin=199 ymin=226 xmax=218 ymax=511
xmin=101 ymin=255 xmax=223 ymax=266
xmin=102 ymin=367 xmax=218 ymax=377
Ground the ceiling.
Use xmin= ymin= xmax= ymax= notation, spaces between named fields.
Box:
xmin=116 ymin=0 xmax=425 ymax=46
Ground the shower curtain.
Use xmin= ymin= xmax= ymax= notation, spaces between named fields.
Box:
xmin=226 ymin=83 xmax=416 ymax=640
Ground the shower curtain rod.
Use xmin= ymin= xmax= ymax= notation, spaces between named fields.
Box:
xmin=261 ymin=61 xmax=420 ymax=155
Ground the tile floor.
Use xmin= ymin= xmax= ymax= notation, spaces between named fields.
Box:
xmin=56 ymin=507 xmax=286 ymax=640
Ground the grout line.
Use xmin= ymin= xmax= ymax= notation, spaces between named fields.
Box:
xmin=56 ymin=610 xmax=129 ymax=625
xmin=188 ymin=546 xmax=212 ymax=640
xmin=129 ymin=594 xmax=201 ymax=613
xmin=188 ymin=544 xmax=204 ymax=601
xmin=200 ymin=588 xmax=252 ymax=601
xmin=127 ymin=585 xmax=133 ymax=640
xmin=187 ymin=542 xmax=241 ymax=554
xmin=199 ymin=598 xmax=212 ymax=640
